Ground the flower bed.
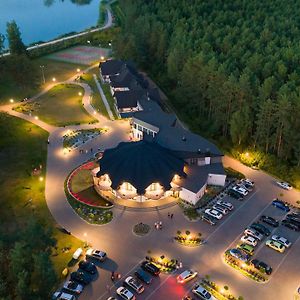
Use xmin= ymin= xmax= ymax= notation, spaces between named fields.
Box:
xmin=174 ymin=231 xmax=203 ymax=247
xmin=224 ymin=251 xmax=267 ymax=283
xmin=133 ymin=223 xmax=151 ymax=236
xmin=146 ymin=256 xmax=178 ymax=273
xmin=66 ymin=161 xmax=113 ymax=208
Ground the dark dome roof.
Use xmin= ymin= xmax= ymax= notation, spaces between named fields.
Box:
xmin=97 ymin=141 xmax=186 ymax=194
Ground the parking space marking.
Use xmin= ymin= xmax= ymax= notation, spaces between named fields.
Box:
xmin=143 ymin=273 xmax=174 ymax=300
xmin=222 ymin=199 xmax=277 ymax=253
xmin=96 ymin=259 xmax=144 ymax=300
xmin=268 ymin=232 xmax=300 ymax=280
xmin=205 ymin=189 xmax=260 ymax=243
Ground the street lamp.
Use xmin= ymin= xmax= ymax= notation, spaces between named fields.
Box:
xmin=100 ymin=56 xmax=105 ymax=61
xmin=34 ymin=116 xmax=39 ymax=120
xmin=39 ymin=176 xmax=44 ymax=182
xmin=78 ymin=92 xmax=82 ymax=96
xmin=9 ymin=98 xmax=14 ymax=103
xmin=52 ymin=77 xmax=56 ymax=82
xmin=40 ymin=65 xmax=45 ymax=84
xmin=77 ymin=68 xmax=81 ymax=73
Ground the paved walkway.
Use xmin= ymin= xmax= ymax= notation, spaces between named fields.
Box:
xmin=93 ymin=74 xmax=115 ymax=120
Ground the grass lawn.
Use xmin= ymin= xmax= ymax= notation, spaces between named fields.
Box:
xmin=81 ymin=72 xmax=109 ymax=119
xmin=0 ymin=57 xmax=86 ymax=105
xmin=0 ymin=112 xmax=83 ymax=278
xmin=71 ymin=169 xmax=94 ymax=193
xmin=15 ymin=83 xmax=98 ymax=126
xmin=101 ymin=81 xmax=119 ymax=119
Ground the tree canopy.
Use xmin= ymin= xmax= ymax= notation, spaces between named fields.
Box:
xmin=115 ymin=0 xmax=300 ymax=169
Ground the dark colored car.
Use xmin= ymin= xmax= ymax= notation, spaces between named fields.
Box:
xmin=251 ymin=259 xmax=272 ymax=275
xmin=79 ymin=260 xmax=97 ymax=275
xmin=70 ymin=271 xmax=91 ymax=285
xmin=134 ymin=268 xmax=153 ymax=284
xmin=286 ymin=214 xmax=300 ymax=225
xmin=141 ymin=261 xmax=160 ymax=276
xmin=272 ymin=199 xmax=290 ymax=212
xmin=201 ymin=213 xmax=217 ymax=226
xmin=282 ymin=219 xmax=300 ymax=231
xmin=250 ymin=223 xmax=271 ymax=236
xmin=260 ymin=215 xmax=279 ymax=227
xmin=227 ymin=189 xmax=243 ymax=200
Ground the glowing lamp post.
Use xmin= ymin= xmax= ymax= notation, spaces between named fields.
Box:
xmin=52 ymin=77 xmax=56 ymax=82
xmin=9 ymin=98 xmax=14 ymax=103
xmin=39 ymin=176 xmax=44 ymax=182
xmin=78 ymin=92 xmax=82 ymax=96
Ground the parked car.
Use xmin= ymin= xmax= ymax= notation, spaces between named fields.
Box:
xmin=63 ymin=280 xmax=83 ymax=294
xmin=70 ymin=271 xmax=91 ymax=285
xmin=265 ymin=240 xmax=286 ymax=253
xmin=79 ymin=260 xmax=97 ymax=275
xmin=192 ymin=284 xmax=216 ymax=299
xmin=86 ymin=248 xmax=107 ymax=262
xmin=107 ymin=297 xmax=117 ymax=300
xmin=116 ymin=286 xmax=136 ymax=300
xmin=52 ymin=292 xmax=76 ymax=300
xmin=260 ymin=215 xmax=279 ymax=227
xmin=271 ymin=235 xmax=292 ymax=248
xmin=240 ymin=235 xmax=258 ymax=247
xmin=241 ymin=178 xmax=255 ymax=187
xmin=237 ymin=182 xmax=253 ymax=192
xmin=72 ymin=248 xmax=83 ymax=260
xmin=250 ymin=223 xmax=271 ymax=236
xmin=286 ymin=213 xmax=300 ymax=223
xmin=216 ymin=200 xmax=234 ymax=210
xmin=251 ymin=259 xmax=272 ymax=275
xmin=272 ymin=199 xmax=290 ymax=212
xmin=201 ymin=213 xmax=217 ymax=226
xmin=276 ymin=181 xmax=292 ymax=190
xmin=238 ymin=243 xmax=255 ymax=256
xmin=134 ymin=268 xmax=152 ymax=284
xmin=244 ymin=228 xmax=264 ymax=241
xmin=141 ymin=261 xmax=160 ymax=276
xmin=124 ymin=276 xmax=144 ymax=294
xmin=232 ymin=186 xmax=248 ymax=196
xmin=228 ymin=248 xmax=249 ymax=262
xmin=205 ymin=209 xmax=223 ymax=220
xmin=227 ymin=189 xmax=243 ymax=200
xmin=177 ymin=270 xmax=198 ymax=284
xmin=212 ymin=205 xmax=229 ymax=215
xmin=282 ymin=219 xmax=300 ymax=231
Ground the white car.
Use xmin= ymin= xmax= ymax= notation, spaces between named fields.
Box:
xmin=124 ymin=276 xmax=144 ymax=294
xmin=244 ymin=228 xmax=263 ymax=241
xmin=240 ymin=235 xmax=258 ymax=247
xmin=213 ymin=205 xmax=229 ymax=215
xmin=242 ymin=178 xmax=255 ymax=187
xmin=86 ymin=248 xmax=107 ymax=261
xmin=205 ymin=209 xmax=223 ymax=220
xmin=216 ymin=200 xmax=234 ymax=211
xmin=271 ymin=235 xmax=292 ymax=248
xmin=276 ymin=181 xmax=292 ymax=190
xmin=232 ymin=186 xmax=248 ymax=196
xmin=72 ymin=248 xmax=83 ymax=260
xmin=177 ymin=269 xmax=198 ymax=283
xmin=192 ymin=284 xmax=216 ymax=299
xmin=52 ymin=292 xmax=75 ymax=300
xmin=237 ymin=182 xmax=253 ymax=192
xmin=116 ymin=287 xmax=136 ymax=300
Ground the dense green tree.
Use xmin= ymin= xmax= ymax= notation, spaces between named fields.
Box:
xmin=0 ymin=34 xmax=4 ymax=54
xmin=6 ymin=21 xmax=26 ymax=55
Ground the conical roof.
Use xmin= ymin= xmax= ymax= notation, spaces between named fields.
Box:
xmin=97 ymin=141 xmax=186 ymax=194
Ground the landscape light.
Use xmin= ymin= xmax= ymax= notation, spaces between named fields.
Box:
xmin=78 ymin=92 xmax=82 ymax=96
xmin=52 ymin=77 xmax=56 ymax=82
xmin=76 ymin=68 xmax=81 ymax=72
xmin=93 ymin=111 xmax=97 ymax=115
xmin=9 ymin=98 xmax=14 ymax=103
xmin=34 ymin=116 xmax=39 ymax=120
xmin=245 ymin=152 xmax=249 ymax=157
xmin=39 ymin=176 xmax=44 ymax=182
xmin=101 ymin=56 xmax=105 ymax=60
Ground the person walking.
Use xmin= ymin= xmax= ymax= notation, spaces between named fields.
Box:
xmin=167 ymin=212 xmax=170 ymax=218
xmin=171 ymin=213 xmax=174 ymax=219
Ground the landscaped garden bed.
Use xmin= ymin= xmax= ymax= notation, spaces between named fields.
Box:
xmin=174 ymin=230 xmax=203 ymax=247
xmin=65 ymin=161 xmax=113 ymax=225
xmin=178 ymin=200 xmax=200 ymax=221
xmin=133 ymin=222 xmax=151 ymax=236
xmin=224 ymin=251 xmax=267 ymax=283
xmin=145 ymin=253 xmax=178 ymax=273
xmin=63 ymin=128 xmax=107 ymax=150
xmin=201 ymin=277 xmax=244 ymax=300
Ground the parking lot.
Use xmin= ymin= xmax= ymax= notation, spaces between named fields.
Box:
xmin=53 ymin=157 xmax=300 ymax=300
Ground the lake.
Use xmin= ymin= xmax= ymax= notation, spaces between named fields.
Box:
xmin=0 ymin=0 xmax=101 ymax=48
